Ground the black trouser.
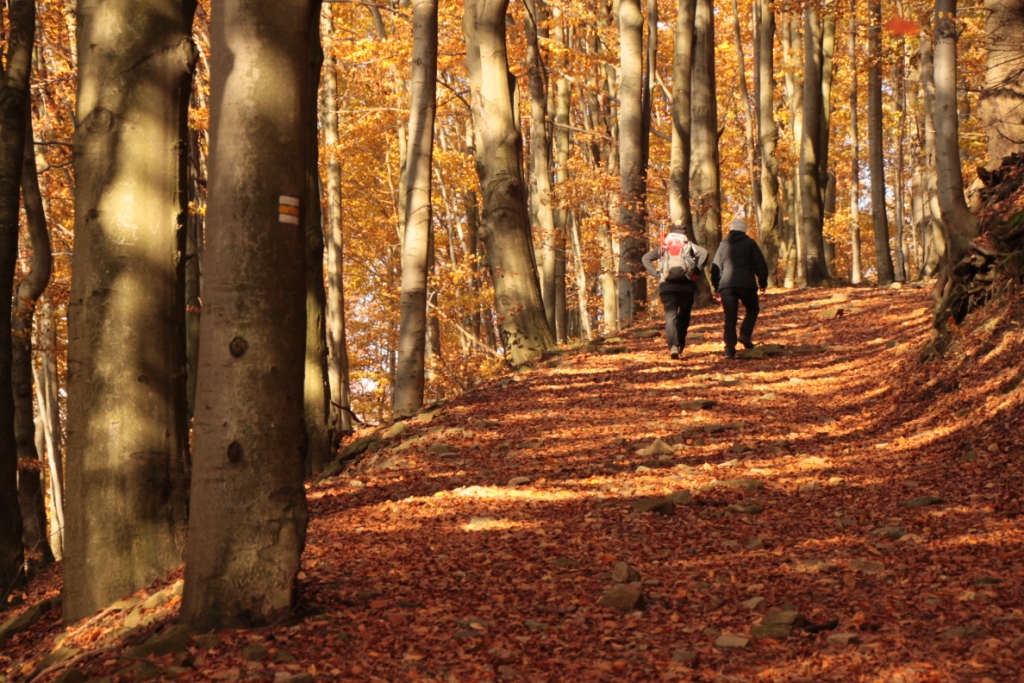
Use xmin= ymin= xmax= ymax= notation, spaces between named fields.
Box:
xmin=719 ymin=287 xmax=760 ymax=350
xmin=659 ymin=289 xmax=695 ymax=350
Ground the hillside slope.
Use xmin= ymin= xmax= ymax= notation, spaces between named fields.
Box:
xmin=3 ymin=285 xmax=1023 ymax=683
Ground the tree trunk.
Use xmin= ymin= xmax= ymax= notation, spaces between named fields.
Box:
xmin=731 ymin=0 xmax=759 ymax=223
xmin=848 ymin=0 xmax=863 ymax=283
xmin=920 ymin=26 xmax=947 ymax=276
xmin=35 ymin=298 xmax=63 ymax=559
xmin=552 ymin=13 xmax=572 ymax=343
xmin=182 ymin=0 xmax=314 ymax=630
xmin=617 ymin=0 xmax=648 ymax=324
xmin=800 ymin=7 xmax=827 ymax=286
xmin=781 ymin=17 xmax=805 ymax=285
xmin=321 ymin=18 xmax=353 ymax=434
xmin=670 ymin=0 xmax=696 ymax=236
xmin=757 ymin=0 xmax=782 ymax=285
xmin=464 ymin=0 xmax=555 ymax=365
xmin=568 ymin=214 xmax=593 ymax=340
xmin=867 ymin=0 xmax=895 ymax=284
xmin=691 ymin=0 xmax=721 ymax=256
xmin=980 ymin=0 xmax=1024 ymax=167
xmin=818 ymin=14 xmax=836 ymax=273
xmin=393 ymin=0 xmax=439 ymax=417
xmin=934 ymin=0 xmax=980 ymax=263
xmin=893 ymin=30 xmax=909 ymax=282
xmin=64 ymin=0 xmax=195 ymax=623
xmin=15 ymin=110 xmax=53 ymax=570
xmin=525 ymin=0 xmax=558 ymax=334
xmin=0 ymin=0 xmax=34 ymax=597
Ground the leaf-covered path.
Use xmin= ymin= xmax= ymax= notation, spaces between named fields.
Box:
xmin=5 ymin=285 xmax=1024 ymax=683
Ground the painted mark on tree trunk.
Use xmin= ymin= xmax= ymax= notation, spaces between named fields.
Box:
xmin=278 ymin=195 xmax=300 ymax=225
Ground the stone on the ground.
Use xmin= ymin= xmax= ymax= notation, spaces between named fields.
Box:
xmin=849 ymin=559 xmax=885 ymax=574
xmin=242 ymin=643 xmax=269 ymax=660
xmin=600 ymin=346 xmax=628 ymax=355
xmin=762 ymin=610 xmax=808 ymax=627
xmin=828 ymin=632 xmax=861 ymax=646
xmin=464 ymin=517 xmax=497 ymax=530
xmin=0 ymin=597 xmax=56 ymax=645
xmin=340 ymin=433 xmax=379 ymax=459
xmin=757 ymin=392 xmax=778 ymax=401
xmin=384 ymin=421 xmax=408 ymax=440
xmin=716 ymin=479 xmax=763 ymax=492
xmin=428 ymin=441 xmax=457 ymax=455
xmin=900 ymin=495 xmax=945 ymax=508
xmin=799 ymin=456 xmax=830 ymax=469
xmin=193 ymin=634 xmax=222 ymax=650
xmin=799 ymin=482 xmax=821 ymax=492
xmin=611 ymin=562 xmax=641 ymax=583
xmin=703 ymin=421 xmax=748 ymax=434
xmin=871 ymin=526 xmax=906 ymax=539
xmin=635 ymin=465 xmax=652 ymax=473
xmin=54 ymin=670 xmax=86 ymax=683
xmin=524 ymin=619 xmax=548 ymax=631
xmin=142 ymin=590 xmax=171 ymax=610
xmin=751 ymin=624 xmax=791 ymax=638
xmin=599 ymin=584 xmax=644 ymax=612
xmin=657 ymin=454 xmax=676 ymax=466
xmin=638 ymin=439 xmax=675 ymax=457
xmin=518 ymin=440 xmax=543 ymax=449
xmin=819 ymin=307 xmax=844 ymax=320
xmin=742 ymin=596 xmax=766 ymax=610
xmin=507 ymin=476 xmax=531 ymax=486
xmin=552 ymin=557 xmax=581 ymax=568
xmin=730 ymin=443 xmax=751 ymax=454
xmin=632 ymin=497 xmax=675 ymax=515
xmin=126 ymin=624 xmax=194 ymax=658
xmin=679 ymin=400 xmax=716 ymax=411
xmin=631 ymin=329 xmax=661 ymax=338
xmin=941 ymin=626 xmax=982 ymax=639
xmin=714 ymin=635 xmax=749 ymax=649
xmin=718 ymin=458 xmax=739 ymax=468
xmin=667 ymin=490 xmax=693 ymax=505
xmin=729 ymin=502 xmax=764 ymax=514
xmin=348 ymin=479 xmax=366 ymax=488
xmin=745 ymin=538 xmax=764 ymax=550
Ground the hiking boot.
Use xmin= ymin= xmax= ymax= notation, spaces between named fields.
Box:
xmin=738 ymin=335 xmax=755 ymax=349
xmin=670 ymin=345 xmax=681 ymax=359
xmin=724 ymin=347 xmax=736 ymax=359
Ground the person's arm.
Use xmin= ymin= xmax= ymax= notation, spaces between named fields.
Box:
xmin=693 ymin=244 xmax=710 ymax=272
xmin=710 ymin=245 xmax=724 ymax=292
xmin=641 ymin=248 xmax=660 ymax=279
xmin=750 ymin=241 xmax=769 ymax=290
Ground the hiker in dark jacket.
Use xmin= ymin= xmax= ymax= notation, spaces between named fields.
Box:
xmin=711 ymin=218 xmax=769 ymax=359
xmin=642 ymin=229 xmax=710 ymax=359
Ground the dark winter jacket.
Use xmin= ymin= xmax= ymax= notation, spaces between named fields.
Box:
xmin=642 ymin=241 xmax=710 ymax=294
xmin=711 ymin=231 xmax=769 ymax=291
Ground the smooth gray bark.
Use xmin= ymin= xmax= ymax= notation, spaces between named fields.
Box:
xmin=848 ymin=0 xmax=863 ymax=283
xmin=920 ymin=27 xmax=948 ymax=275
xmin=690 ymin=0 xmax=721 ymax=256
xmin=867 ymin=0 xmax=896 ymax=284
xmin=757 ymin=0 xmax=782 ymax=285
xmin=800 ymin=8 xmax=828 ymax=286
xmin=65 ymin=0 xmax=195 ymax=622
xmin=393 ymin=0 xmax=438 ymax=418
xmin=670 ymin=0 xmax=696 ymax=236
xmin=183 ymin=0 xmax=313 ymax=630
xmin=731 ymin=0 xmax=759 ymax=223
xmin=464 ymin=0 xmax=555 ymax=364
xmin=980 ymin=0 xmax=1024 ymax=167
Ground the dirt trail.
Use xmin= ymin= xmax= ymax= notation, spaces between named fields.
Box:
xmin=4 ymin=286 xmax=1023 ymax=683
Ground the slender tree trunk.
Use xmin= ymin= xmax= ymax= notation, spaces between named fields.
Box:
xmin=183 ymin=0 xmax=314 ymax=630
xmin=781 ymin=17 xmax=804 ymax=285
xmin=15 ymin=109 xmax=53 ymax=570
xmin=691 ymin=0 xmax=721 ymax=256
xmin=934 ymin=0 xmax=979 ymax=263
xmin=848 ymin=0 xmax=863 ymax=283
xmin=65 ymin=0 xmax=195 ymax=622
xmin=731 ymin=0 xmax=759 ymax=223
xmin=525 ymin=0 xmax=557 ymax=334
xmin=757 ymin=0 xmax=782 ymax=285
xmin=800 ymin=7 xmax=827 ymax=285
xmin=867 ymin=0 xmax=895 ymax=284
xmin=980 ymin=0 xmax=1024 ymax=167
xmin=393 ymin=0 xmax=439 ymax=417
xmin=818 ymin=14 xmax=836 ymax=274
xmin=920 ymin=26 xmax=947 ymax=275
xmin=617 ymin=0 xmax=648 ymax=324
xmin=321 ymin=18 xmax=353 ymax=434
xmin=34 ymin=298 xmax=63 ymax=558
xmin=670 ymin=0 xmax=696 ymax=236
xmin=552 ymin=13 xmax=572 ymax=343
xmin=893 ymin=31 xmax=909 ymax=282
xmin=568 ymin=215 xmax=593 ymax=340
xmin=464 ymin=0 xmax=555 ymax=365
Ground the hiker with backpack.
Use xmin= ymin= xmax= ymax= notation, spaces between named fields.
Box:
xmin=642 ymin=228 xmax=709 ymax=359
xmin=711 ymin=217 xmax=769 ymax=359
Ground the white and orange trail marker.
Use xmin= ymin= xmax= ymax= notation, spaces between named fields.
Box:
xmin=278 ymin=195 xmax=300 ymax=225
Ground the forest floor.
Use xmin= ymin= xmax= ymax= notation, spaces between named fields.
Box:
xmin=4 ymin=283 xmax=1024 ymax=683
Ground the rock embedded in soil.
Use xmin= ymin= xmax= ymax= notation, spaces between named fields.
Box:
xmin=464 ymin=517 xmax=497 ymax=530
xmin=638 ymin=439 xmax=675 ymax=456
xmin=611 ymin=561 xmax=641 ymax=583
xmin=750 ymin=624 xmax=792 ymax=639
xmin=900 ymin=495 xmax=945 ymax=508
xmin=871 ymin=526 xmax=906 ymax=540
xmin=241 ymin=643 xmax=269 ymax=660
xmin=849 ymin=559 xmax=885 ymax=574
xmin=667 ymin=490 xmax=693 ymax=505
xmin=632 ymin=497 xmax=675 ymax=515
xmin=730 ymin=442 xmax=752 ymax=454
xmin=828 ymin=632 xmax=862 ymax=647
xmin=507 ymin=476 xmax=531 ymax=486
xmin=383 ymin=421 xmax=408 ymax=440
xmin=742 ymin=596 xmax=766 ymax=610
xmin=762 ymin=610 xmax=808 ymax=627
xmin=715 ymin=479 xmax=763 ymax=492
xmin=714 ymin=635 xmax=750 ymax=649
xmin=671 ymin=650 xmax=699 ymax=665
xmin=942 ymin=626 xmax=982 ymax=639
xmin=679 ymin=400 xmax=716 ymax=411
xmin=728 ymin=502 xmax=764 ymax=514
xmin=599 ymin=584 xmax=644 ymax=612
xmin=126 ymin=624 xmax=194 ymax=658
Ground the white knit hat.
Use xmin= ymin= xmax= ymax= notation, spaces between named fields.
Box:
xmin=730 ymin=218 xmax=750 ymax=233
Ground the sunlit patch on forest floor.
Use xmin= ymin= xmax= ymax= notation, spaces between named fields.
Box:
xmin=3 ymin=284 xmax=1023 ymax=683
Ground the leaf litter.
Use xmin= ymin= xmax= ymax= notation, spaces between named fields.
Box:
xmin=2 ymin=285 xmax=1023 ymax=682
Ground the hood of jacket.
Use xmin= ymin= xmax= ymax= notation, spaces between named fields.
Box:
xmin=726 ymin=230 xmax=748 ymax=244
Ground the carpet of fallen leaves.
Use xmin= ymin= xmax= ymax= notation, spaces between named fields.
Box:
xmin=3 ymin=283 xmax=1024 ymax=683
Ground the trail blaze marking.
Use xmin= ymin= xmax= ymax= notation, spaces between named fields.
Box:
xmin=279 ymin=195 xmax=300 ymax=225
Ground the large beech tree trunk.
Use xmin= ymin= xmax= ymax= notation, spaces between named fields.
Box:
xmin=182 ymin=0 xmax=313 ymax=630
xmin=980 ymin=0 xmax=1024 ymax=167
xmin=934 ymin=0 xmax=979 ymax=263
xmin=848 ymin=0 xmax=863 ymax=283
xmin=691 ymin=0 xmax=720 ymax=256
xmin=756 ymin=0 xmax=782 ymax=285
xmin=464 ymin=0 xmax=555 ymax=365
xmin=800 ymin=8 xmax=828 ymax=286
xmin=920 ymin=26 xmax=948 ymax=275
xmin=617 ymin=0 xmax=648 ymax=324
xmin=0 ymin=0 xmax=34 ymax=603
xmin=731 ymin=0 xmax=759 ymax=223
xmin=15 ymin=111 xmax=53 ymax=570
xmin=867 ymin=0 xmax=895 ymax=284
xmin=64 ymin=0 xmax=195 ymax=623
xmin=670 ymin=0 xmax=696 ymax=236
xmin=552 ymin=11 xmax=575 ymax=341
xmin=393 ymin=0 xmax=439 ymax=418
